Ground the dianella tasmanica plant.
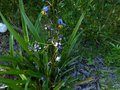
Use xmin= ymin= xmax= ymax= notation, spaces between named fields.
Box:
xmin=0 ymin=0 xmax=94 ymax=90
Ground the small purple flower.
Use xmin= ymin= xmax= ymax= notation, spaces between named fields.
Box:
xmin=58 ymin=45 xmax=62 ymax=51
xmin=58 ymin=19 xmax=66 ymax=26
xmin=41 ymin=6 xmax=49 ymax=15
xmin=43 ymin=6 xmax=49 ymax=12
xmin=58 ymin=19 xmax=66 ymax=28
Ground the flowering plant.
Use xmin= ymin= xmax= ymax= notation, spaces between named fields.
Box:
xmin=0 ymin=0 xmax=94 ymax=89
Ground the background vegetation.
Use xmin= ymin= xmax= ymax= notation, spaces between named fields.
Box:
xmin=0 ymin=0 xmax=120 ymax=90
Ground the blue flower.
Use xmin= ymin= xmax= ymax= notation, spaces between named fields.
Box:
xmin=41 ymin=6 xmax=49 ymax=15
xmin=58 ymin=19 xmax=66 ymax=28
xmin=58 ymin=19 xmax=65 ymax=25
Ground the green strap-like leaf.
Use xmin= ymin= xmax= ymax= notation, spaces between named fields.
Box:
xmin=9 ymin=34 xmax=14 ymax=56
xmin=0 ymin=55 xmax=22 ymax=63
xmin=0 ymin=69 xmax=44 ymax=78
xmin=19 ymin=0 xmax=41 ymax=42
xmin=62 ymin=12 xmax=85 ymax=58
xmin=53 ymin=80 xmax=65 ymax=90
xmin=68 ymin=77 xmax=95 ymax=86
xmin=0 ymin=77 xmax=25 ymax=90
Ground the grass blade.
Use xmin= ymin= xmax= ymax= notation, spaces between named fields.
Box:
xmin=0 ymin=55 xmax=23 ymax=63
xmin=62 ymin=12 xmax=85 ymax=58
xmin=19 ymin=0 xmax=40 ymax=42
xmin=0 ymin=77 xmax=25 ymax=90
xmin=9 ymin=34 xmax=14 ymax=56
xmin=69 ymin=77 xmax=95 ymax=86
xmin=53 ymin=80 xmax=65 ymax=90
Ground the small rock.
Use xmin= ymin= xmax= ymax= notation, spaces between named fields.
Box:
xmin=0 ymin=23 xmax=7 ymax=33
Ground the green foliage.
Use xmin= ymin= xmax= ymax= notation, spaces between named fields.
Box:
xmin=105 ymin=43 xmax=120 ymax=66
xmin=0 ymin=0 xmax=120 ymax=89
xmin=0 ymin=0 xmax=95 ymax=89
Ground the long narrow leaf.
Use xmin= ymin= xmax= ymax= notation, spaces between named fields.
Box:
xmin=0 ymin=55 xmax=23 ymax=63
xmin=19 ymin=0 xmax=40 ymax=42
xmin=0 ymin=77 xmax=25 ymax=90
xmin=53 ymin=80 xmax=65 ymax=90
xmin=35 ymin=13 xmax=45 ymax=43
xmin=62 ymin=12 xmax=85 ymax=58
xmin=9 ymin=34 xmax=14 ymax=56
xmin=21 ymin=15 xmax=29 ymax=44
xmin=0 ymin=69 xmax=44 ymax=78
xmin=68 ymin=77 xmax=95 ymax=86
